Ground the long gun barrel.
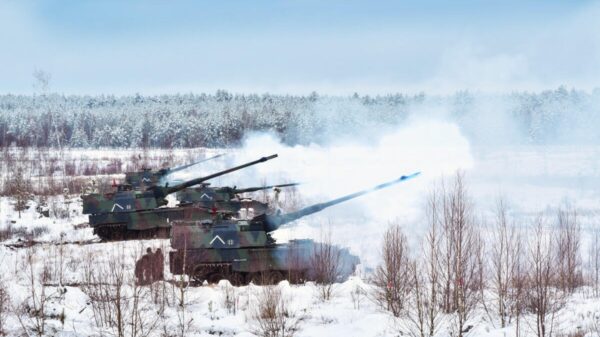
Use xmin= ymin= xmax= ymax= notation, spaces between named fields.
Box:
xmin=262 ymin=172 xmax=420 ymax=232
xmin=166 ymin=153 xmax=225 ymax=175
xmin=158 ymin=154 xmax=278 ymax=196
xmin=230 ymin=182 xmax=299 ymax=194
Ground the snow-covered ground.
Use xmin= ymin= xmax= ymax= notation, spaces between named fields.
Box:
xmin=1 ymin=141 xmax=599 ymax=337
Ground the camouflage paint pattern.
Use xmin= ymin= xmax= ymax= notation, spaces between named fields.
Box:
xmin=89 ymin=206 xmax=218 ymax=231
xmin=82 ymin=154 xmax=277 ymax=214
xmin=176 ymin=183 xmax=298 ymax=205
xmin=169 ymin=239 xmax=359 ymax=279
xmin=125 ymin=153 xmax=224 ymax=189
xmin=168 ymin=173 xmax=420 ymax=282
xmin=82 ymin=155 xmax=278 ymax=239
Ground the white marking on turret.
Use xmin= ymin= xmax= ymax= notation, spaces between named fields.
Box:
xmin=142 ymin=178 xmax=152 ymax=182
xmin=210 ymin=235 xmax=225 ymax=245
xmin=200 ymin=193 xmax=213 ymax=200
xmin=111 ymin=203 xmax=124 ymax=211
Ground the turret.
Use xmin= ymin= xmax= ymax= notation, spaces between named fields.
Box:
xmin=124 ymin=153 xmax=224 ymax=188
xmin=261 ymin=172 xmax=420 ymax=232
xmin=82 ymin=154 xmax=278 ymax=214
xmin=177 ymin=182 xmax=299 ymax=205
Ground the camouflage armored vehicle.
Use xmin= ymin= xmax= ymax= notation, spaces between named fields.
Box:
xmin=82 ymin=154 xmax=278 ymax=240
xmin=169 ymin=172 xmax=420 ymax=285
xmin=176 ymin=182 xmax=299 ymax=214
xmin=124 ymin=153 xmax=223 ymax=190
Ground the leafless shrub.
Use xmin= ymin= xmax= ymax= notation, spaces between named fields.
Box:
xmin=310 ymin=229 xmax=343 ymax=301
xmin=222 ymin=283 xmax=239 ymax=315
xmin=30 ymin=225 xmax=49 ymax=238
xmin=0 ymin=224 xmax=28 ymax=241
xmin=373 ymin=223 xmax=413 ymax=317
xmin=14 ymin=247 xmax=50 ymax=337
xmin=80 ymin=245 xmax=159 ymax=337
xmin=250 ymin=286 xmax=301 ymax=337
xmin=555 ymin=329 xmax=587 ymax=337
xmin=0 ymin=224 xmax=49 ymax=242
xmin=0 ymin=278 xmax=8 ymax=336
xmin=49 ymin=235 xmax=67 ymax=285
xmin=584 ymin=315 xmax=600 ymax=337
xmin=102 ymin=158 xmax=123 ymax=175
xmin=350 ymin=283 xmax=366 ymax=310
xmin=64 ymin=161 xmax=76 ymax=176
xmin=9 ymin=167 xmax=33 ymax=218
xmin=82 ymin=162 xmax=99 ymax=176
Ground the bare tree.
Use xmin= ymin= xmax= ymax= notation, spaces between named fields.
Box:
xmin=412 ymin=187 xmax=445 ymax=337
xmin=488 ymin=198 xmax=523 ymax=329
xmin=438 ymin=172 xmax=482 ymax=337
xmin=511 ymin=226 xmax=527 ymax=337
xmin=526 ymin=216 xmax=565 ymax=337
xmin=588 ymin=227 xmax=600 ymax=297
xmin=373 ymin=223 xmax=413 ymax=317
xmin=556 ymin=206 xmax=582 ymax=293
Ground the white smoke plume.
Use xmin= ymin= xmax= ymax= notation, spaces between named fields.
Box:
xmin=177 ymin=117 xmax=473 ymax=266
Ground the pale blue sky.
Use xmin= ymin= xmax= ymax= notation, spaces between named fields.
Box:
xmin=1 ymin=1 xmax=598 ymax=94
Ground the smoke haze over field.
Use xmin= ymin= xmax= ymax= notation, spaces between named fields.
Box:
xmin=171 ymin=109 xmax=600 ymax=266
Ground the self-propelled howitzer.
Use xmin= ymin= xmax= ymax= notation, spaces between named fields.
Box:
xmin=82 ymin=154 xmax=278 ymax=240
xmin=124 ymin=153 xmax=224 ymax=189
xmin=83 ymin=154 xmax=277 ymax=214
xmin=169 ymin=172 xmax=420 ymax=285
xmin=176 ymin=182 xmax=299 ymax=214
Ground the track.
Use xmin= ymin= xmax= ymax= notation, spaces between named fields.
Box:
xmin=93 ymin=223 xmax=170 ymax=241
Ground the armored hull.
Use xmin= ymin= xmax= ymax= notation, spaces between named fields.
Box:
xmin=90 ymin=206 xmax=214 ymax=240
xmin=169 ymin=240 xmax=359 ymax=285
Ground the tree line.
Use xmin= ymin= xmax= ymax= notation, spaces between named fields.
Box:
xmin=1 ymin=87 xmax=599 ymax=148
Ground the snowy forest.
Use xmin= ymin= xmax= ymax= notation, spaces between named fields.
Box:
xmin=1 ymin=87 xmax=600 ymax=148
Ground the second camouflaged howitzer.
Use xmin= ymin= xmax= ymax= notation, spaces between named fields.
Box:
xmin=82 ymin=154 xmax=278 ymax=240
xmin=124 ymin=153 xmax=224 ymax=189
xmin=169 ymin=172 xmax=420 ymax=285
xmin=83 ymin=154 xmax=278 ymax=214
xmin=176 ymin=182 xmax=299 ymax=214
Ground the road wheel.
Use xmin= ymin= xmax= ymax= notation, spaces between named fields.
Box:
xmin=246 ymin=272 xmax=265 ymax=285
xmin=267 ymin=270 xmax=284 ymax=285
xmin=288 ymin=269 xmax=306 ymax=285
xmin=192 ymin=266 xmax=210 ymax=284
xmin=227 ymin=272 xmax=245 ymax=286
xmin=206 ymin=272 xmax=224 ymax=284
